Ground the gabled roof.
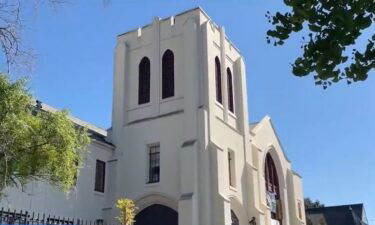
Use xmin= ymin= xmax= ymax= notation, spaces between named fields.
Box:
xmin=306 ymin=204 xmax=368 ymax=225
xmin=249 ymin=122 xmax=259 ymax=133
xmin=33 ymin=100 xmax=114 ymax=148
xmin=249 ymin=116 xmax=291 ymax=163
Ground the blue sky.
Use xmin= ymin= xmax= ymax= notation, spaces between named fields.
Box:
xmin=17 ymin=0 xmax=375 ymax=222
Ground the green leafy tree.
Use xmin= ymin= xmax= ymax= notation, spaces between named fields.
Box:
xmin=0 ymin=74 xmax=90 ymax=196
xmin=304 ymin=197 xmax=325 ymax=209
xmin=267 ymin=0 xmax=375 ymax=88
xmin=116 ymin=198 xmax=137 ymax=225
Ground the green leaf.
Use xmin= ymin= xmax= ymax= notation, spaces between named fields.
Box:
xmin=0 ymin=74 xmax=90 ymax=195
xmin=308 ymin=24 xmax=321 ymax=32
xmin=266 ymin=0 xmax=375 ymax=88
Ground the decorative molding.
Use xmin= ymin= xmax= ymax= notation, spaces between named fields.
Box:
xmin=134 ymin=192 xmax=179 ymax=213
xmin=292 ymin=170 xmax=303 ymax=179
xmin=181 ymin=139 xmax=196 ymax=147
xmin=179 ymin=192 xmax=193 ymax=200
xmin=127 ymin=102 xmax=152 ymax=112
xmin=107 ymin=159 xmax=118 ymax=163
xmin=215 ymin=115 xmax=241 ymax=135
xmin=213 ymin=41 xmax=221 ymax=50
xmin=127 ymin=110 xmax=184 ymax=125
xmin=210 ymin=140 xmax=224 ymax=152
xmin=160 ymin=33 xmax=183 ymax=42
xmin=128 ymin=42 xmax=153 ymax=52
xmin=91 ymin=139 xmax=115 ymax=150
xmin=137 ymin=28 xmax=142 ymax=38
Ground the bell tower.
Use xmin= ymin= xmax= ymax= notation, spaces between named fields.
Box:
xmin=108 ymin=7 xmax=252 ymax=225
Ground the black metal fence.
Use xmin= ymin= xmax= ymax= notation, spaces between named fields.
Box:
xmin=0 ymin=208 xmax=105 ymax=225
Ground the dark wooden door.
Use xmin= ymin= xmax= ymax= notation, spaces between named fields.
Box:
xmin=134 ymin=204 xmax=178 ymax=225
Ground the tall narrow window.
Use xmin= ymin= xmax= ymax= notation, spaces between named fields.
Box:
xmin=227 ymin=68 xmax=234 ymax=113
xmin=148 ymin=145 xmax=160 ymax=183
xmin=138 ymin=57 xmax=151 ymax=105
xmin=265 ymin=153 xmax=281 ymax=220
xmin=215 ymin=57 xmax=222 ymax=104
xmin=94 ymin=160 xmax=106 ymax=192
xmin=162 ymin=50 xmax=174 ymax=99
xmin=265 ymin=154 xmax=279 ymax=196
xmin=228 ymin=150 xmax=236 ymax=187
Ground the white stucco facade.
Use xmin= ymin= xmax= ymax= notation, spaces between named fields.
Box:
xmin=0 ymin=7 xmax=306 ymax=225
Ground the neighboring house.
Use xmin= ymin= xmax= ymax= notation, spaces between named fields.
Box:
xmin=0 ymin=7 xmax=306 ymax=225
xmin=306 ymin=204 xmax=369 ymax=225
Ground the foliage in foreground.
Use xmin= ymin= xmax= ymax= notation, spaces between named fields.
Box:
xmin=267 ymin=0 xmax=375 ymax=89
xmin=0 ymin=74 xmax=90 ymax=196
xmin=116 ymin=198 xmax=137 ymax=225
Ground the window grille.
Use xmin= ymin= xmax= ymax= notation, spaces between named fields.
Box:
xmin=148 ymin=145 xmax=160 ymax=183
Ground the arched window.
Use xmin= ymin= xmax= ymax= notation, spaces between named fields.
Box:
xmin=215 ymin=57 xmax=222 ymax=104
xmin=227 ymin=68 xmax=234 ymax=113
xmin=265 ymin=154 xmax=279 ymax=197
xmin=265 ymin=153 xmax=282 ymax=221
xmin=162 ymin=49 xmax=174 ymax=99
xmin=231 ymin=210 xmax=239 ymax=225
xmin=138 ymin=57 xmax=150 ymax=105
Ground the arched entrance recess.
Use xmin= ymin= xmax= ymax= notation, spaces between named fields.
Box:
xmin=134 ymin=204 xmax=178 ymax=225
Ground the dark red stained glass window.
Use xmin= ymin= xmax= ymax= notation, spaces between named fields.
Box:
xmin=265 ymin=153 xmax=280 ymax=198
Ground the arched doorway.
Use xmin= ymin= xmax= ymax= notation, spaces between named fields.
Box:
xmin=231 ymin=210 xmax=239 ymax=225
xmin=134 ymin=204 xmax=178 ymax=225
xmin=265 ymin=153 xmax=282 ymax=223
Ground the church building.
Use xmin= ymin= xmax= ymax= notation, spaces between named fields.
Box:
xmin=1 ymin=7 xmax=306 ymax=225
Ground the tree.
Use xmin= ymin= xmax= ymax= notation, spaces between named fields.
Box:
xmin=266 ymin=0 xmax=375 ymax=89
xmin=304 ymin=197 xmax=325 ymax=209
xmin=0 ymin=74 xmax=90 ymax=197
xmin=116 ymin=198 xmax=137 ymax=225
